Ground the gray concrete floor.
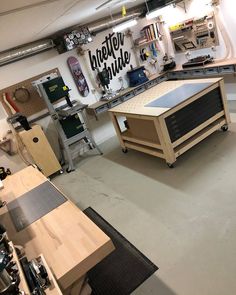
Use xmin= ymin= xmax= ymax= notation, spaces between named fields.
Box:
xmin=52 ymin=111 xmax=236 ymax=295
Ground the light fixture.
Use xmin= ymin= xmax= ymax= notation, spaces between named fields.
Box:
xmin=112 ymin=19 xmax=138 ymax=32
xmin=146 ymin=9 xmax=161 ymax=20
xmin=145 ymin=0 xmax=160 ymax=20
xmin=145 ymin=0 xmax=180 ymax=20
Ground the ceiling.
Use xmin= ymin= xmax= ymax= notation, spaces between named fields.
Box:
xmin=0 ymin=0 xmax=145 ymax=52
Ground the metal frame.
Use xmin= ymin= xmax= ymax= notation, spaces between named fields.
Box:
xmin=38 ymin=84 xmax=102 ymax=172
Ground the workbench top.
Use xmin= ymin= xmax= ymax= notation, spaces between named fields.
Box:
xmin=173 ymin=57 xmax=236 ymax=71
xmin=87 ymin=72 xmax=164 ymax=110
xmin=109 ymin=77 xmax=223 ymax=117
xmin=0 ymin=166 xmax=114 ymax=290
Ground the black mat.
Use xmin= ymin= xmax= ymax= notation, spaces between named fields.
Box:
xmin=7 ymin=182 xmax=66 ymax=232
xmin=146 ymin=82 xmax=212 ymax=108
xmin=83 ymin=207 xmax=158 ymax=295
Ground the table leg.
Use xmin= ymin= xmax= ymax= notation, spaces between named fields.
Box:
xmin=109 ymin=112 xmax=126 ymax=149
xmin=63 ymin=275 xmax=92 ymax=295
xmin=154 ymin=117 xmax=176 ymax=165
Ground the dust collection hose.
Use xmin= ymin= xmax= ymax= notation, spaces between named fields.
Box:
xmin=213 ymin=5 xmax=234 ymax=61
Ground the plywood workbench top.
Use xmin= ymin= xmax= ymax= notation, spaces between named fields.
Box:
xmin=109 ymin=77 xmax=223 ymax=117
xmin=0 ymin=166 xmax=114 ymax=290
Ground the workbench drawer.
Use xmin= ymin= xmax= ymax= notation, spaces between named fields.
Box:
xmin=168 ymin=72 xmax=180 ymax=80
xmin=146 ymin=79 xmax=158 ymax=89
xmin=219 ymin=65 xmax=235 ymax=74
xmin=95 ymin=104 xmax=109 ymax=114
xmin=180 ymin=70 xmax=192 ymax=78
xmin=122 ymin=92 xmax=135 ymax=101
xmin=109 ymin=98 xmax=122 ymax=108
xmin=134 ymin=85 xmax=146 ymax=95
xmin=165 ymin=87 xmax=224 ymax=142
xmin=205 ymin=67 xmax=219 ymax=75
xmin=192 ymin=69 xmax=205 ymax=76
xmin=158 ymin=75 xmax=168 ymax=82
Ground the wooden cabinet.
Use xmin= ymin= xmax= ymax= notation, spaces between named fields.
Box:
xmin=19 ymin=125 xmax=61 ymax=177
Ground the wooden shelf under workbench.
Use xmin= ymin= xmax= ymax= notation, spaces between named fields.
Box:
xmin=9 ymin=242 xmax=63 ymax=295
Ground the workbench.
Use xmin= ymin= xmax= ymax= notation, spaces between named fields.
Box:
xmin=86 ymin=58 xmax=236 ymax=119
xmin=109 ymin=77 xmax=230 ymax=167
xmin=0 ymin=166 xmax=115 ymax=294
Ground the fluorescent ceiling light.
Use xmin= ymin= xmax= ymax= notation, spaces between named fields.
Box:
xmin=113 ymin=19 xmax=138 ymax=32
xmin=146 ymin=9 xmax=161 ymax=20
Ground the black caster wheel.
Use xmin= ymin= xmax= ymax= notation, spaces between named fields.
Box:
xmin=221 ymin=124 xmax=228 ymax=132
xmin=122 ymin=148 xmax=128 ymax=153
xmin=167 ymin=163 xmax=174 ymax=168
xmin=66 ymin=168 xmax=75 ymax=173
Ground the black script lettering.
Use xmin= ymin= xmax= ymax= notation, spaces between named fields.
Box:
xmin=89 ymin=32 xmax=131 ymax=80
xmin=124 ymin=50 xmax=131 ymax=65
xmin=102 ymin=45 xmax=108 ymax=61
xmin=119 ymin=33 xmax=125 ymax=46
xmin=88 ymin=50 xmax=97 ymax=71
xmin=96 ymin=49 xmax=103 ymax=67
xmin=113 ymin=35 xmax=119 ymax=51
xmin=102 ymin=33 xmax=116 ymax=59
xmin=103 ymin=63 xmax=112 ymax=80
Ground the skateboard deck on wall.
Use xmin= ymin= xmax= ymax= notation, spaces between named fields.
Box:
xmin=67 ymin=56 xmax=89 ymax=97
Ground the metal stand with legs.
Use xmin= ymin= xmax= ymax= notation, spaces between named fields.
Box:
xmin=37 ymin=78 xmax=102 ymax=172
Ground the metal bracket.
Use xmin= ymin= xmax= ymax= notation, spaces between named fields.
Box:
xmin=0 ymin=138 xmax=13 ymax=155
xmin=174 ymin=0 xmax=187 ymax=13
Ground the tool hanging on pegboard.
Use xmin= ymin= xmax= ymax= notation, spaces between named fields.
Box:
xmin=122 ymin=5 xmax=126 ymax=17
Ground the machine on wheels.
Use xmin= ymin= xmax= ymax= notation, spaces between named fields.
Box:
xmin=34 ymin=75 xmax=102 ymax=173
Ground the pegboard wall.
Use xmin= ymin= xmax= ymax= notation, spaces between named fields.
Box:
xmin=0 ymin=68 xmax=60 ymax=117
xmin=169 ymin=13 xmax=219 ymax=52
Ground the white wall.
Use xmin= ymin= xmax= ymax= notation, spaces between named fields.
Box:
xmin=0 ymin=27 xmax=138 ymax=144
xmin=0 ymin=0 xmax=236 ymax=157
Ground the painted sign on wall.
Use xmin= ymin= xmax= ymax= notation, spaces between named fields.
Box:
xmin=88 ymin=32 xmax=131 ymax=80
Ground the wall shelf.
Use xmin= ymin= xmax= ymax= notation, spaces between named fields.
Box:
xmin=133 ymin=39 xmax=159 ymax=49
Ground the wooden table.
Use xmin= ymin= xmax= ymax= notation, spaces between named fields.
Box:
xmin=0 ymin=166 xmax=115 ymax=294
xmin=109 ymin=77 xmax=230 ymax=167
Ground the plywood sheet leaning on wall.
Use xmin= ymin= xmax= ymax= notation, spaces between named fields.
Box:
xmin=0 ymin=68 xmax=60 ymax=117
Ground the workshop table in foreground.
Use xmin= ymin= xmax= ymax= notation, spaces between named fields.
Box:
xmin=0 ymin=166 xmax=115 ymax=294
xmin=109 ymin=77 xmax=230 ymax=167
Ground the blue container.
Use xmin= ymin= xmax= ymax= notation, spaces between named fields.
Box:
xmin=127 ymin=66 xmax=148 ymax=87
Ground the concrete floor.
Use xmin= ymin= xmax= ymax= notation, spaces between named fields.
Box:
xmin=2 ymin=109 xmax=235 ymax=295
xmin=52 ymin=112 xmax=236 ymax=295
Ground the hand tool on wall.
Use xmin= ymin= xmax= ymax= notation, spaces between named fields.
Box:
xmin=13 ymin=87 xmax=31 ymax=103
xmin=2 ymin=93 xmax=19 ymax=115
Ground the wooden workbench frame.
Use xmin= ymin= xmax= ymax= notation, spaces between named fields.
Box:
xmin=0 ymin=166 xmax=115 ymax=294
xmin=109 ymin=79 xmax=230 ymax=167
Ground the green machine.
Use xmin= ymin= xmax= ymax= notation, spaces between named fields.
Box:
xmin=36 ymin=76 xmax=102 ymax=172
